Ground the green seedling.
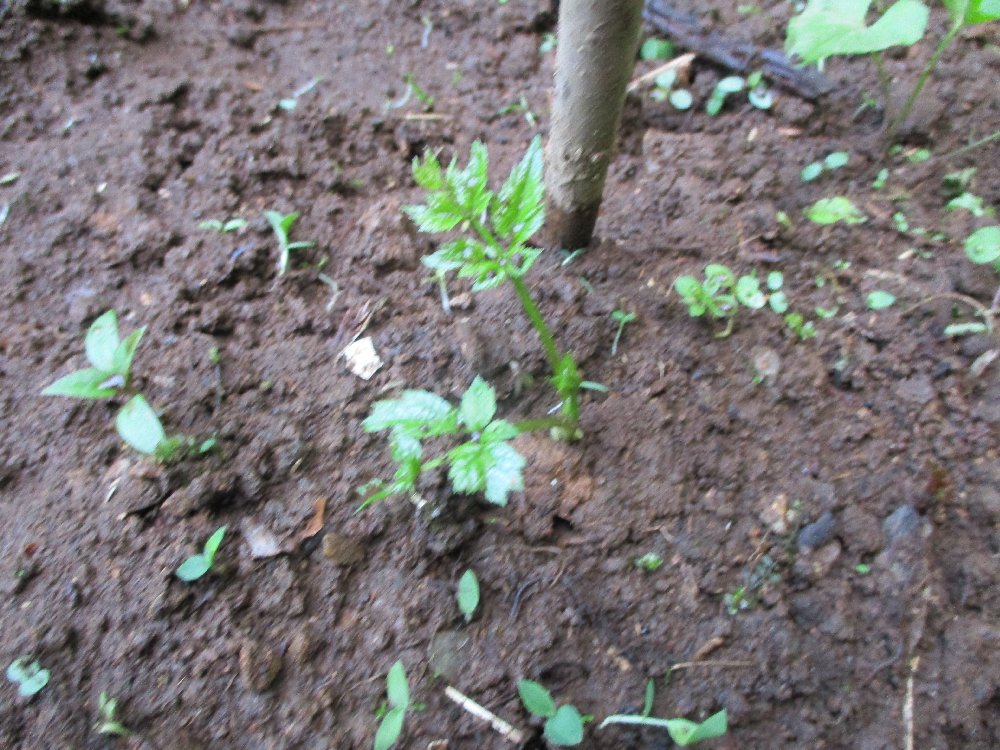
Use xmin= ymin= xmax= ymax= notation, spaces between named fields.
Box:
xmin=650 ymin=68 xmax=693 ymax=111
xmin=0 ymin=171 xmax=19 ymax=185
xmin=640 ymin=37 xmax=675 ymax=60
xmin=265 ymin=210 xmax=315 ymax=276
xmin=456 ymin=569 xmax=480 ymax=622
xmin=705 ymin=76 xmax=746 ymax=116
xmin=374 ymin=661 xmax=410 ymax=750
xmin=95 ymin=691 xmax=133 ymax=737
xmin=801 ymin=151 xmax=849 ymax=182
xmin=787 ymin=1 xmax=999 ymax=137
xmin=360 ymin=377 xmax=526 ymax=508
xmin=539 ymin=33 xmax=557 ymax=54
xmin=965 ymin=225 xmax=1000 ymax=269
xmin=518 ymin=679 xmax=587 ymax=746
xmin=745 ymin=70 xmax=774 ymax=109
xmin=805 ymin=196 xmax=866 ymax=225
xmin=872 ymin=168 xmax=890 ymax=190
xmin=610 ymin=309 xmax=637 ymax=355
xmin=855 ymin=563 xmax=872 ymax=575
xmin=176 ymin=526 xmax=227 ymax=582
xmin=6 ymin=658 xmax=49 ymax=697
xmin=599 ymin=680 xmax=727 ymax=746
xmin=404 ymin=138 xmax=588 ymax=435
xmin=943 ymin=167 xmax=976 ymax=198
xmin=41 ymin=310 xmax=206 ymax=461
xmin=635 ymin=552 xmax=664 ymax=572
xmin=947 ymin=193 xmax=991 ymax=217
xmin=199 ymin=218 xmax=247 ymax=233
xmin=866 ymin=290 xmax=896 ymax=310
xmin=724 ymin=554 xmax=779 ymax=614
xmin=498 ymin=96 xmax=537 ymax=126
xmin=402 ymin=73 xmax=436 ymax=111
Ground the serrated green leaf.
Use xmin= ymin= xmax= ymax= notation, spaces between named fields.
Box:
xmin=404 ymin=202 xmax=464 ymax=233
xmin=364 ymin=391 xmax=456 ymax=433
xmin=965 ymin=226 xmax=1000 ymax=264
xmin=373 ymin=706 xmax=405 ymax=750
xmin=389 ymin=426 xmax=423 ymax=462
xmin=85 ymin=310 xmax=120 ymax=372
xmin=447 ymin=441 xmax=489 ymax=496
xmin=518 ymin=680 xmax=556 ymax=718
xmin=386 ymin=661 xmax=409 ymax=709
xmin=492 ymin=136 xmax=544 ymax=244
xmin=483 ymin=442 xmax=525 ymax=506
xmin=512 ymin=246 xmax=543 ymax=276
xmin=111 ymin=326 xmax=145 ymax=376
xmin=787 ymin=0 xmax=929 ymax=64
xmin=482 ymin=419 xmax=519 ymax=443
xmin=545 ymin=705 xmax=585 ymax=746
xmin=115 ymin=395 xmax=166 ymax=455
xmin=459 ymin=376 xmax=497 ymax=431
xmin=456 ymin=569 xmax=480 ymax=621
xmin=202 ymin=525 xmax=227 ymax=563
xmin=175 ymin=554 xmax=210 ymax=582
xmin=42 ymin=367 xmax=119 ymax=398
xmin=421 ymin=247 xmax=463 ymax=273
xmin=412 ymin=150 xmax=445 ymax=190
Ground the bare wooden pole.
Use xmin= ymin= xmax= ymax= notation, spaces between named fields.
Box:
xmin=545 ymin=0 xmax=643 ymax=249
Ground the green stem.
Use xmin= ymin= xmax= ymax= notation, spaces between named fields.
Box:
xmin=514 ymin=415 xmax=572 ymax=433
xmin=509 ymin=275 xmax=562 ymax=372
xmin=888 ymin=21 xmax=961 ymax=140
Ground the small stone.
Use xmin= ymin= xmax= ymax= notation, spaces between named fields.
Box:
xmin=882 ymin=505 xmax=921 ymax=541
xmin=759 ymin=494 xmax=791 ymax=535
xmin=809 ymin=540 xmax=842 ymax=578
xmin=239 ymin=638 xmax=282 ymax=692
xmin=798 ymin=511 xmax=835 ymax=549
xmin=322 ymin=533 xmax=364 ymax=565
xmin=895 ymin=374 xmax=935 ymax=405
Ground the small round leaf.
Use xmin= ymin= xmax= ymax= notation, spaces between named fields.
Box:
xmin=866 ymin=290 xmax=896 ymax=310
xmin=544 ymin=705 xmax=585 ymax=746
xmin=964 ymin=226 xmax=1000 ymax=265
xmin=518 ymin=679 xmax=556 ymax=718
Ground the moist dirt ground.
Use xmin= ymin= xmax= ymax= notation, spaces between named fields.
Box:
xmin=1 ymin=1 xmax=998 ymax=748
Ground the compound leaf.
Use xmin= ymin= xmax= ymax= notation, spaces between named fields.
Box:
xmin=492 ymin=136 xmax=544 ymax=244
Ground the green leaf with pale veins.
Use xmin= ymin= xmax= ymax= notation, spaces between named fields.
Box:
xmin=115 ymin=395 xmax=166 ymax=455
xmin=363 ymin=390 xmax=457 ymax=434
xmin=459 ymin=376 xmax=497 ymax=431
xmin=545 ymin=705 xmax=585 ymax=746
xmin=787 ymin=0 xmax=929 ymax=64
xmin=483 ymin=441 xmax=525 ymax=506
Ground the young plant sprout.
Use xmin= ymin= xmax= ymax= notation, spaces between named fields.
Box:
xmin=610 ymin=309 xmax=637 ymax=355
xmin=805 ymin=196 xmax=866 ymax=225
xmin=198 ymin=218 xmax=246 ymax=233
xmin=6 ymin=658 xmax=49 ymax=697
xmin=41 ymin=310 xmax=211 ymax=462
xmin=705 ymin=76 xmax=746 ymax=116
xmin=95 ymin=692 xmax=133 ymax=737
xmin=374 ymin=661 xmax=411 ymax=750
xmin=866 ymin=290 xmax=896 ymax=310
xmin=518 ymin=679 xmax=587 ymax=746
xmin=650 ymin=69 xmax=693 ymax=111
xmin=265 ymin=210 xmax=315 ymax=276
xmin=176 ymin=526 xmax=227 ymax=582
xmin=801 ymin=151 xmax=849 ymax=182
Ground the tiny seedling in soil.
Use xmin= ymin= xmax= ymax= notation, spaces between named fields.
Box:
xmin=805 ymin=196 xmax=866 ymax=225
xmin=6 ymin=658 xmax=49 ymax=697
xmin=650 ymin=68 xmax=693 ymax=111
xmin=198 ymin=218 xmax=246 ymax=233
xmin=41 ymin=310 xmax=207 ymax=461
xmin=599 ymin=680 xmax=728 ymax=746
xmin=724 ymin=554 xmax=780 ymax=614
xmin=640 ymin=37 xmax=674 ymax=60
xmin=518 ymin=679 xmax=587 ymax=746
xmin=374 ymin=661 xmax=410 ymax=750
xmin=176 ymin=525 xmax=227 ymax=582
xmin=610 ymin=309 xmax=636 ymax=355
xmin=95 ymin=691 xmax=133 ymax=737
xmin=705 ymin=76 xmax=746 ymax=116
xmin=456 ymin=569 xmax=480 ymax=622
xmin=965 ymin=225 xmax=1000 ymax=270
xmin=277 ymin=76 xmax=322 ymax=111
xmin=946 ymin=192 xmax=991 ymax=217
xmin=635 ymin=552 xmax=664 ymax=571
xmin=265 ymin=210 xmax=315 ymax=276
xmin=801 ymin=151 xmax=849 ymax=182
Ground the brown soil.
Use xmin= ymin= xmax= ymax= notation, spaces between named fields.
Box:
xmin=1 ymin=1 xmax=998 ymax=748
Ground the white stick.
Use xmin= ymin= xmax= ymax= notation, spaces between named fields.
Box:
xmin=444 ymin=686 xmax=526 ymax=744
xmin=627 ymin=53 xmax=697 ymax=93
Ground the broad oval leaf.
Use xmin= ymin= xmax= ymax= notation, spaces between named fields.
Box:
xmin=866 ymin=290 xmax=896 ymax=310
xmin=115 ymin=395 xmax=166 ymax=455
xmin=456 ymin=569 xmax=480 ymax=621
xmin=42 ymin=367 xmax=118 ymax=399
xmin=175 ymin=554 xmax=210 ymax=582
xmin=518 ymin=679 xmax=556 ymax=718
xmin=545 ymin=705 xmax=585 ymax=746
xmin=787 ymin=0 xmax=929 ymax=64
xmin=805 ymin=196 xmax=866 ymax=225
xmin=85 ymin=310 xmax=120 ymax=372
xmin=202 ymin=526 xmax=227 ymax=563
xmin=386 ymin=661 xmax=409 ymax=709
xmin=965 ymin=226 xmax=1000 ymax=265
xmin=373 ymin=706 xmax=406 ymax=750
xmin=673 ymin=276 xmax=702 ymax=302
xmin=735 ymin=276 xmax=765 ymax=309
xmin=459 ymin=376 xmax=497 ymax=431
